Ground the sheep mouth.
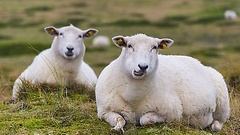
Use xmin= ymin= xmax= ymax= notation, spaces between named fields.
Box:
xmin=65 ymin=52 xmax=74 ymax=57
xmin=133 ymin=70 xmax=146 ymax=77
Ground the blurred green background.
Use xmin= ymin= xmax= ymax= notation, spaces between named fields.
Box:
xmin=0 ymin=0 xmax=240 ymax=74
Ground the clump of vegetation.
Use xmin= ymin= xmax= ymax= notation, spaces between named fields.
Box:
xmin=1 ymin=81 xmax=104 ymax=134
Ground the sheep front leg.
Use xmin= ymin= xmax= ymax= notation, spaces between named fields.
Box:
xmin=11 ymin=78 xmax=23 ymax=102
xmin=102 ymin=112 xmax=126 ymax=133
xmin=140 ymin=112 xmax=165 ymax=126
xmin=211 ymin=120 xmax=223 ymax=132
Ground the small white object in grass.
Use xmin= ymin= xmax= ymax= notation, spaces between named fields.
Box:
xmin=224 ymin=10 xmax=237 ymax=20
xmin=92 ymin=35 xmax=110 ymax=47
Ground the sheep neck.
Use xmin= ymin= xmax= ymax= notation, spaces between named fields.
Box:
xmin=49 ymin=44 xmax=85 ymax=84
xmin=121 ymin=70 xmax=156 ymax=107
xmin=115 ymin=54 xmax=156 ymax=103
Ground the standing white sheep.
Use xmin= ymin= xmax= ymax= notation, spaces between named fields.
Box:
xmin=95 ymin=34 xmax=230 ymax=133
xmin=11 ymin=24 xmax=98 ymax=101
xmin=92 ymin=35 xmax=110 ymax=47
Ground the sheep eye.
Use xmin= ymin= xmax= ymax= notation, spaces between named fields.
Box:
xmin=127 ymin=44 xmax=133 ymax=48
xmin=152 ymin=46 xmax=157 ymax=50
xmin=78 ymin=35 xmax=82 ymax=38
xmin=59 ymin=33 xmax=63 ymax=36
xmin=151 ymin=46 xmax=157 ymax=52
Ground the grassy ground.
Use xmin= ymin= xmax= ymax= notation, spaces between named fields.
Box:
xmin=0 ymin=0 xmax=240 ymax=134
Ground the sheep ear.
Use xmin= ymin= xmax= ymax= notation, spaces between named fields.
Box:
xmin=44 ymin=26 xmax=59 ymax=36
xmin=157 ymin=38 xmax=174 ymax=50
xmin=112 ymin=36 xmax=127 ymax=48
xmin=83 ymin=28 xmax=98 ymax=38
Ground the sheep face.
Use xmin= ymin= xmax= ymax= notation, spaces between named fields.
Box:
xmin=45 ymin=24 xmax=98 ymax=59
xmin=112 ymin=34 xmax=173 ymax=79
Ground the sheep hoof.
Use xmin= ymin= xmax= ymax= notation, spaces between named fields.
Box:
xmin=4 ymin=99 xmax=17 ymax=104
xmin=211 ymin=120 xmax=222 ymax=132
xmin=140 ymin=112 xmax=165 ymax=126
xmin=111 ymin=126 xmax=124 ymax=135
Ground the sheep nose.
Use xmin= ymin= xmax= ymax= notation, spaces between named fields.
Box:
xmin=138 ymin=64 xmax=148 ymax=71
xmin=67 ymin=47 xmax=74 ymax=51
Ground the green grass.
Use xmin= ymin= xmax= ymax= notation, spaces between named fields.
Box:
xmin=0 ymin=0 xmax=240 ymax=134
xmin=1 ymin=85 xmax=233 ymax=135
xmin=0 ymin=43 xmax=48 ymax=57
xmin=25 ymin=6 xmax=53 ymax=15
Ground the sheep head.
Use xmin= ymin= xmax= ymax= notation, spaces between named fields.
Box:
xmin=112 ymin=34 xmax=173 ymax=79
xmin=44 ymin=24 xmax=98 ymax=59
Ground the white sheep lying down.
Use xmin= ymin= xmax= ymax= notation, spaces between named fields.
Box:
xmin=12 ymin=24 xmax=98 ymax=101
xmin=224 ymin=10 xmax=237 ymax=20
xmin=95 ymin=34 xmax=230 ymax=133
xmin=92 ymin=35 xmax=110 ymax=47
